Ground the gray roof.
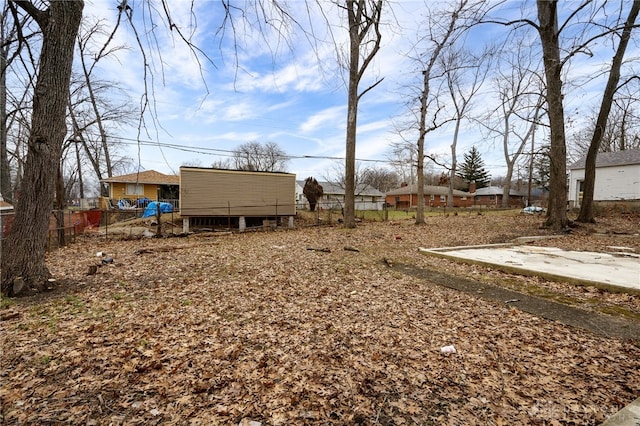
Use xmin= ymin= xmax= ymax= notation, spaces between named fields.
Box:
xmin=474 ymin=186 xmax=526 ymax=196
xmin=296 ymin=180 xmax=385 ymax=197
xmin=386 ymin=184 xmax=472 ymax=197
xmin=569 ymin=149 xmax=640 ymax=170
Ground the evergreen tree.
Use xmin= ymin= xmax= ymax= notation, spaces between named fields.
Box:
xmin=533 ymin=145 xmax=551 ymax=192
xmin=456 ymin=146 xmax=491 ymax=190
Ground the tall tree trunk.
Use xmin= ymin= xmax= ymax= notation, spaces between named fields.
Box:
xmin=1 ymin=1 xmax=84 ymax=296
xmin=69 ymin=107 xmax=108 ymax=196
xmin=0 ymin=24 xmax=11 ymax=202
xmin=343 ymin=0 xmax=382 ymax=229
xmin=415 ymin=75 xmax=428 ymax=224
xmin=343 ymin=9 xmax=360 ymax=229
xmin=448 ymin=118 xmax=461 ymax=208
xmin=577 ymin=0 xmax=639 ymax=223
xmin=55 ymin=163 xmax=66 ymax=247
xmin=74 ymin=138 xmax=85 ymax=198
xmin=416 ymin=130 xmax=427 ymax=225
xmin=537 ymin=0 xmax=568 ymax=230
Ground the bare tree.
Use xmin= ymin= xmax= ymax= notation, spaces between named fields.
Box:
xmin=386 ymin=141 xmax=417 ymax=186
xmin=73 ymin=19 xmax=133 ymax=190
xmin=0 ymin=6 xmax=10 ymax=201
xmin=441 ymin=47 xmax=490 ymax=207
xmin=577 ymin=0 xmax=640 ymax=223
xmin=535 ymin=0 xmax=570 ymax=229
xmin=1 ymin=0 xmax=83 ymax=296
xmin=210 ymin=158 xmax=232 ymax=169
xmin=2 ymin=1 xmax=304 ymax=295
xmin=483 ymin=41 xmax=545 ymax=207
xmin=233 ymin=141 xmax=288 ymax=172
xmin=411 ymin=0 xmax=487 ymax=223
xmin=341 ymin=0 xmax=383 ymax=228
xmin=360 ymin=166 xmax=399 ymax=193
xmin=488 ymin=1 xmax=640 ymax=229
xmin=570 ymin=96 xmax=640 ymax=156
xmin=1 ymin=2 xmax=35 ymax=204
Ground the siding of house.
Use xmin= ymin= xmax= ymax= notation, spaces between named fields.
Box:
xmin=569 ymin=164 xmax=640 ymax=207
xmin=109 ymin=182 xmax=160 ymax=201
xmin=180 ymin=168 xmax=296 ymax=217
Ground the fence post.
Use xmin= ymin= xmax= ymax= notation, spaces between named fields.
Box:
xmin=156 ymin=202 xmax=162 ymax=237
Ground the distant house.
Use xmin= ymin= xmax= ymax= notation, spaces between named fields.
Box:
xmin=296 ymin=181 xmax=386 ymax=211
xmin=473 ymin=186 xmax=526 ymax=208
xmin=0 ymin=194 xmax=14 ymax=238
xmin=568 ymin=149 xmax=640 ymax=208
xmin=295 ymin=181 xmax=306 ymax=209
xmin=0 ymin=194 xmax=13 ymax=212
xmin=101 ymin=170 xmax=179 ymax=207
xmin=181 ymin=167 xmax=296 ymax=231
xmin=385 ymin=184 xmax=473 ymax=208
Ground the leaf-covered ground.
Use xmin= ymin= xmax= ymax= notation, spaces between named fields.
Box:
xmin=1 ymin=213 xmax=639 ymax=425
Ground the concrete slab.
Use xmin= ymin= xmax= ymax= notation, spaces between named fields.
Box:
xmin=601 ymin=397 xmax=640 ymax=426
xmin=419 ymin=244 xmax=640 ymax=294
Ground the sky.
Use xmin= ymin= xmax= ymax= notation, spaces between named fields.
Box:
xmin=77 ymin=0 xmax=639 ymax=186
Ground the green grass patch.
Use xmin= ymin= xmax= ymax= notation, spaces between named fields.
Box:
xmin=1 ymin=298 xmax=14 ymax=309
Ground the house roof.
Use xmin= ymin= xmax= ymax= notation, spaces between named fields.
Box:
xmin=386 ymin=184 xmax=472 ymax=197
xmin=474 ymin=186 xmax=526 ymax=196
xmin=569 ymin=149 xmax=640 ymax=170
xmin=296 ymin=181 xmax=385 ymax=197
xmin=0 ymin=194 xmax=13 ymax=211
xmin=101 ymin=170 xmax=179 ymax=185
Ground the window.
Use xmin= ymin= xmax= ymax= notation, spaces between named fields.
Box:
xmin=440 ymin=195 xmax=446 ymax=202
xmin=430 ymin=195 xmax=435 ymax=201
xmin=126 ymin=183 xmax=144 ymax=196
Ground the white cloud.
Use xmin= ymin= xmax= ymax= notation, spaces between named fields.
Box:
xmin=299 ymin=106 xmax=345 ymax=134
xmin=73 ymin=1 xmax=637 ymax=181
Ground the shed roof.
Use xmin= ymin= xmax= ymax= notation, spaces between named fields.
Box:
xmin=386 ymin=184 xmax=472 ymax=197
xmin=101 ymin=170 xmax=179 ymax=185
xmin=569 ymin=149 xmax=640 ymax=170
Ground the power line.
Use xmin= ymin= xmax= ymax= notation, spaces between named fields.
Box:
xmin=100 ymin=134 xmax=393 ymax=164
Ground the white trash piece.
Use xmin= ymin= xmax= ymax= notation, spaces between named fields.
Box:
xmin=440 ymin=345 xmax=457 ymax=354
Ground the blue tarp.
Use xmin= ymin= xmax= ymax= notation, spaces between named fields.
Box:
xmin=142 ymin=201 xmax=173 ymax=218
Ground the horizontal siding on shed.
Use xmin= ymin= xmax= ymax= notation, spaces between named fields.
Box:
xmin=180 ymin=168 xmax=296 ymax=217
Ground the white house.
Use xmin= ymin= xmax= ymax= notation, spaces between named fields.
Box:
xmin=296 ymin=180 xmax=386 ymax=211
xmin=568 ymin=149 xmax=640 ymax=208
